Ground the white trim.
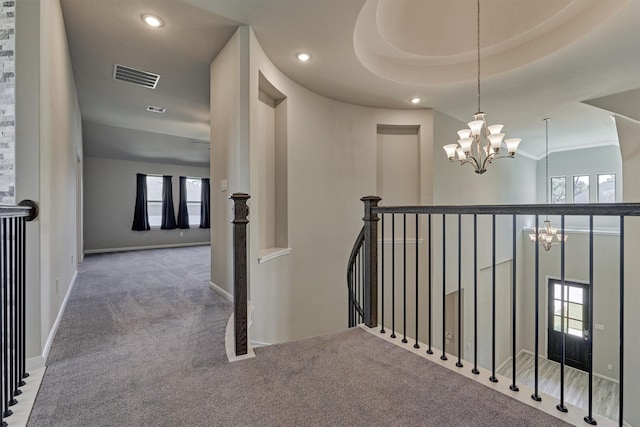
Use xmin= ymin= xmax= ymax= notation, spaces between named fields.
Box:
xmin=42 ymin=270 xmax=78 ymax=364
xmin=209 ymin=281 xmax=233 ymax=302
xmin=525 ymin=141 xmax=619 ymax=161
xmin=225 ymin=313 xmax=255 ymax=362
xmin=257 ymin=247 xmax=291 ymax=264
xmin=7 ymin=366 xmax=45 ymax=427
xmin=84 ymin=241 xmax=209 ymax=254
xmin=514 ymin=148 xmax=538 ymax=160
xmin=249 ymin=340 xmax=271 ymax=348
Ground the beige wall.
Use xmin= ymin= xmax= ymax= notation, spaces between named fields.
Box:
xmin=15 ymin=0 xmax=42 ymax=359
xmin=83 ymin=157 xmax=210 ymax=252
xmin=247 ymin=28 xmax=434 ymax=345
xmin=210 ymin=27 xmax=250 ymax=297
xmin=16 ymin=0 xmax=83 ymax=360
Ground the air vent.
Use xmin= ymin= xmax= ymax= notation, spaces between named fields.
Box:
xmin=113 ymin=64 xmax=160 ymax=89
xmin=147 ymin=106 xmax=166 ymax=114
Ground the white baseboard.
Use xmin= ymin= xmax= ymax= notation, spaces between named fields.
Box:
xmin=225 ymin=313 xmax=255 ymax=362
xmin=84 ymin=241 xmax=209 ymax=255
xmin=209 ymin=281 xmax=233 ymax=302
xmin=42 ymin=270 xmax=78 ymax=364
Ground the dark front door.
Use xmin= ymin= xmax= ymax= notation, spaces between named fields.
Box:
xmin=547 ymin=279 xmax=590 ymax=372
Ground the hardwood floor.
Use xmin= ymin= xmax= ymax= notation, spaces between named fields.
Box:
xmin=497 ymin=351 xmax=620 ymax=423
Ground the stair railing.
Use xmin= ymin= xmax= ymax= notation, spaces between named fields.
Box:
xmin=0 ymin=200 xmax=38 ymax=426
xmin=348 ymin=196 xmax=640 ymax=426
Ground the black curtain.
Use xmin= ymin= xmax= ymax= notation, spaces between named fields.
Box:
xmin=161 ymin=175 xmax=177 ymax=229
xmin=132 ymin=173 xmax=150 ymax=231
xmin=177 ymin=176 xmax=190 ymax=229
xmin=200 ymin=178 xmax=210 ymax=229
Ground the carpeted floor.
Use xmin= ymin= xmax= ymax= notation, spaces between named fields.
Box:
xmin=28 ymin=246 xmax=570 ymax=426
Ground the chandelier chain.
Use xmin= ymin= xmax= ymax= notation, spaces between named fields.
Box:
xmin=545 ymin=118 xmax=549 ymax=204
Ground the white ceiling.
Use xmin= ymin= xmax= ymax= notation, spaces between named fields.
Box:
xmin=61 ymin=0 xmax=640 ymax=166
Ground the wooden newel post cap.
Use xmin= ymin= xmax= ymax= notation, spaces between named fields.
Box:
xmin=361 ymin=196 xmax=381 ymax=221
xmin=230 ymin=193 xmax=250 ymax=224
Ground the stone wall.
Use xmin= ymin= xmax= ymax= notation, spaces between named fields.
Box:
xmin=0 ymin=1 xmax=14 ymax=203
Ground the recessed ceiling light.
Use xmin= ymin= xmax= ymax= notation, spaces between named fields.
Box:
xmin=296 ymin=52 xmax=312 ymax=62
xmin=410 ymin=97 xmax=422 ymax=104
xmin=142 ymin=14 xmax=164 ymax=28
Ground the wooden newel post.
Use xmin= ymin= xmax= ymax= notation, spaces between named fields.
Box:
xmin=231 ymin=193 xmax=250 ymax=356
xmin=362 ymin=196 xmax=381 ymax=328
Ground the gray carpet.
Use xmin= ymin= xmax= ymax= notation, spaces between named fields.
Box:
xmin=28 ymin=246 xmax=570 ymax=426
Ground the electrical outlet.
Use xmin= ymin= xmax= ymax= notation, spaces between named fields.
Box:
xmin=467 ymin=342 xmax=471 ymax=350
xmin=607 ymin=364 xmax=612 ymax=370
xmin=595 ymin=324 xmax=605 ymax=331
xmin=180 ymin=231 xmax=184 ymax=237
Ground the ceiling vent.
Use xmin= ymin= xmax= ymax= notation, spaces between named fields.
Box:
xmin=147 ymin=105 xmax=166 ymax=114
xmin=113 ymin=64 xmax=160 ymax=89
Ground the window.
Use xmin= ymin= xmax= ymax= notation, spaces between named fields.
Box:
xmin=146 ymin=175 xmax=163 ymax=228
xmin=552 ymin=282 xmax=584 ymax=337
xmin=597 ymin=173 xmax=615 ymax=203
xmin=185 ymin=178 xmax=202 ymax=227
xmin=550 ymin=177 xmax=566 ymax=203
xmin=573 ymin=175 xmax=590 ymax=203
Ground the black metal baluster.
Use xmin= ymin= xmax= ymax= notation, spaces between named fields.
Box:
xmin=2 ymin=218 xmax=11 ymax=418
xmin=361 ymin=249 xmax=365 ymax=323
xmin=456 ymin=214 xmax=463 ymax=368
xmin=510 ymin=215 xmax=519 ymax=391
xmin=472 ymin=214 xmax=479 ymax=375
xmin=619 ymin=216 xmax=624 ymax=427
xmin=10 ymin=219 xmax=19 ymax=400
xmin=0 ymin=218 xmax=4 ymax=425
xmin=557 ymin=215 xmax=568 ymax=413
xmin=584 ymin=215 xmax=596 ymax=425
xmin=391 ymin=214 xmax=396 ymax=339
xmin=18 ymin=218 xmax=26 ymax=388
xmin=441 ymin=214 xmax=447 ymax=361
xmin=381 ymin=215 xmax=385 ymax=334
xmin=7 ymin=219 xmax=14 ymax=405
xmin=490 ymin=214 xmax=498 ymax=383
xmin=414 ymin=214 xmax=419 ymax=349
xmin=427 ymin=214 xmax=433 ymax=355
xmin=347 ymin=269 xmax=355 ymax=328
xmin=402 ymin=214 xmax=408 ymax=344
xmin=532 ymin=215 xmax=542 ymax=402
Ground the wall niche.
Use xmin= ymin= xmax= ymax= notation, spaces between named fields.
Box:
xmin=257 ymin=72 xmax=289 ymax=262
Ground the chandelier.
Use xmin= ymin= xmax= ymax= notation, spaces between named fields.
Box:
xmin=442 ymin=0 xmax=521 ymax=174
xmin=529 ymin=118 xmax=567 ymax=251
